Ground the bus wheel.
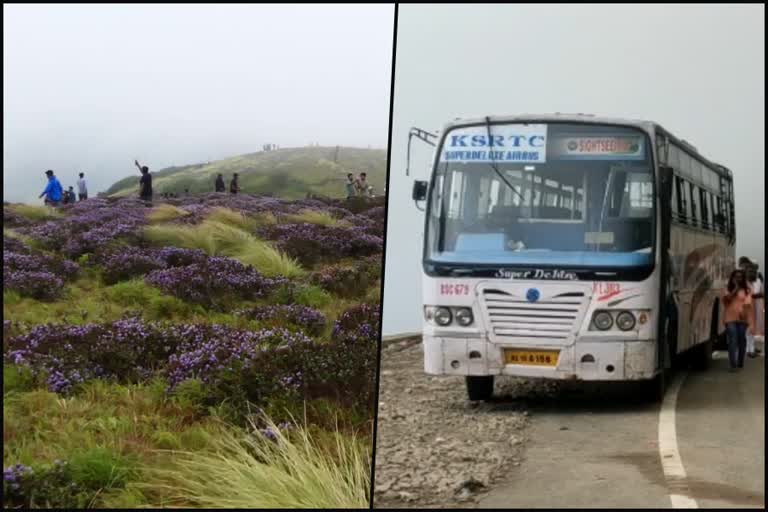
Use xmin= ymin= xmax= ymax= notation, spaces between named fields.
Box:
xmin=693 ymin=303 xmax=717 ymax=371
xmin=643 ymin=370 xmax=667 ymax=403
xmin=692 ymin=338 xmax=713 ymax=371
xmin=465 ymin=376 xmax=494 ymax=401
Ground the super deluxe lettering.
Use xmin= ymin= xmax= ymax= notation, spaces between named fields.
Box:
xmin=495 ymin=269 xmax=578 ymax=280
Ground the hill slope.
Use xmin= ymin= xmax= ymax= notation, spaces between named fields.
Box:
xmin=105 ymin=146 xmax=387 ymax=199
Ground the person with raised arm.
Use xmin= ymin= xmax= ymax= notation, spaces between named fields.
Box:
xmin=134 ymin=159 xmax=153 ymax=202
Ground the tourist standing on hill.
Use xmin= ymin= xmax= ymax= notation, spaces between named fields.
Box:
xmin=355 ymin=172 xmax=370 ymax=198
xmin=215 ymin=173 xmax=225 ymax=192
xmin=77 ymin=172 xmax=88 ymax=201
xmin=345 ymin=173 xmax=356 ymax=199
xmin=134 ymin=159 xmax=153 ymax=202
xmin=39 ymin=170 xmax=63 ymax=206
xmin=230 ymin=173 xmax=240 ymax=194
xmin=64 ymin=186 xmax=76 ymax=204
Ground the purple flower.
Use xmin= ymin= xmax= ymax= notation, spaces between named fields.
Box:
xmin=237 ymin=305 xmax=326 ymax=336
xmin=145 ymin=257 xmax=286 ymax=308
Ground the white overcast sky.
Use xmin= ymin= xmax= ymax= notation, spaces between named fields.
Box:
xmin=3 ymin=4 xmax=394 ymax=202
xmin=383 ymin=3 xmax=764 ymax=335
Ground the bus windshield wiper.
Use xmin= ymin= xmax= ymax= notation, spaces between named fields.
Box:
xmin=484 ymin=116 xmax=525 ymax=203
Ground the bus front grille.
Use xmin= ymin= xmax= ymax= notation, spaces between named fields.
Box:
xmin=480 ymin=288 xmax=587 ymax=343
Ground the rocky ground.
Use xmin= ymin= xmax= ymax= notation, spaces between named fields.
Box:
xmin=372 ymin=338 xmax=561 ymax=509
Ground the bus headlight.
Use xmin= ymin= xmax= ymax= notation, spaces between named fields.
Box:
xmin=455 ymin=307 xmax=474 ymax=326
xmin=593 ymin=311 xmax=613 ymax=330
xmin=616 ymin=311 xmax=636 ymax=331
xmin=434 ymin=307 xmax=453 ymax=326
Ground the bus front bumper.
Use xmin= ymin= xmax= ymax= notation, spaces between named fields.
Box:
xmin=423 ymin=335 xmax=658 ymax=381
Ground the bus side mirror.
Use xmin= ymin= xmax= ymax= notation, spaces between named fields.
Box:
xmin=412 ymin=180 xmax=428 ymax=201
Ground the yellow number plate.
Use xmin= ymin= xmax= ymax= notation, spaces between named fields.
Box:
xmin=504 ymin=349 xmax=559 ymax=366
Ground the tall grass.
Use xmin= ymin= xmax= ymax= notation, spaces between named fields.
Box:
xmin=8 ymin=204 xmax=62 ymax=221
xmin=147 ymin=204 xmax=191 ymax=224
xmin=143 ymin=223 xmax=217 ymax=255
xmin=284 ymin=209 xmax=349 ymax=228
xmin=143 ymin=221 xmax=303 ymax=278
xmin=136 ymin=416 xmax=370 ymax=509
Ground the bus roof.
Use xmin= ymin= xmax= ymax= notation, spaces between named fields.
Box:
xmin=442 ymin=113 xmax=731 ymax=179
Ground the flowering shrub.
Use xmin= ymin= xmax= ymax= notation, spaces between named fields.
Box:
xmin=93 ymin=247 xmax=165 ymax=285
xmin=3 ymin=250 xmax=80 ymax=300
xmin=20 ymin=201 xmax=147 ymax=258
xmin=145 ymin=257 xmax=286 ymax=308
xmin=4 ymin=208 xmax=31 ymax=227
xmin=3 ymin=270 xmax=64 ymax=301
xmin=3 ymin=236 xmax=30 ymax=254
xmin=292 ymin=303 xmax=380 ymax=412
xmin=3 ymin=251 xmax=80 ymax=278
xmin=165 ymin=325 xmax=313 ymax=392
xmin=237 ymin=305 xmax=326 ymax=336
xmin=3 ymin=460 xmax=89 ymax=509
xmin=90 ymin=246 xmax=208 ymax=284
xmin=331 ymin=303 xmax=381 ymax=346
xmin=154 ymin=246 xmax=209 ymax=267
xmin=310 ymin=265 xmax=371 ymax=298
xmin=4 ymin=319 xmax=180 ymax=393
xmin=260 ymin=223 xmax=382 ymax=266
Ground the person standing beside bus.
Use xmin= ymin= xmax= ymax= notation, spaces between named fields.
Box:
xmin=747 ymin=263 xmax=764 ymax=357
xmin=722 ymin=269 xmax=752 ymax=371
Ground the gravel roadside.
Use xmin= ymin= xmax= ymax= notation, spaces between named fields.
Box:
xmin=373 ymin=338 xmax=555 ymax=509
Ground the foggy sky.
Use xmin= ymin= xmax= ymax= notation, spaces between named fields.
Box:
xmin=3 ymin=4 xmax=394 ymax=202
xmin=383 ymin=4 xmax=764 ymax=335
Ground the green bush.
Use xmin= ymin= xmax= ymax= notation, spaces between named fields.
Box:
xmin=3 ymin=364 xmax=37 ymax=394
xmin=170 ymin=379 xmax=208 ymax=417
xmin=68 ymin=447 xmax=138 ymax=491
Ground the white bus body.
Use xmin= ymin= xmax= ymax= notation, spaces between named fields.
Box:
xmin=411 ymin=114 xmax=735 ymax=401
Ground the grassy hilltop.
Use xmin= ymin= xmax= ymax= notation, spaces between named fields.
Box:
xmin=105 ymin=146 xmax=387 ymax=199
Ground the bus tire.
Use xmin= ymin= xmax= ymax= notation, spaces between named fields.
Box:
xmin=465 ymin=376 xmax=494 ymax=401
xmin=693 ymin=302 xmax=718 ymax=371
xmin=692 ymin=338 xmax=713 ymax=371
xmin=643 ymin=370 xmax=667 ymax=403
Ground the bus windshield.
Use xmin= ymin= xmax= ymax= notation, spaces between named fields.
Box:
xmin=426 ymin=122 xmax=655 ymax=267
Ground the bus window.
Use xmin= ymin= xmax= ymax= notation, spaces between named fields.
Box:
xmin=675 ymin=176 xmax=686 ymax=222
xmin=668 ymin=145 xmax=680 ymax=169
xmin=689 ymin=182 xmax=698 ymax=227
xmin=621 ymin=173 xmax=652 ymax=217
xmin=699 ymin=188 xmax=710 ymax=229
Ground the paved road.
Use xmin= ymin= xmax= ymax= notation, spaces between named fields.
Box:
xmin=477 ymin=352 xmax=765 ymax=509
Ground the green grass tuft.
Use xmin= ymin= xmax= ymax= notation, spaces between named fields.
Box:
xmin=68 ymin=447 xmax=138 ymax=490
xmin=3 ymin=364 xmax=38 ymax=394
xmin=205 ymin=207 xmax=258 ymax=231
xmin=147 ymin=204 xmax=191 ymax=224
xmin=136 ymin=415 xmax=370 ymax=509
xmin=8 ymin=204 xmax=62 ymax=222
xmin=143 ymin=220 xmax=304 ymax=279
xmin=283 ymin=208 xmax=349 ymax=228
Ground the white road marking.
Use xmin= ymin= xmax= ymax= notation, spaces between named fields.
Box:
xmin=659 ymin=372 xmax=698 ymax=508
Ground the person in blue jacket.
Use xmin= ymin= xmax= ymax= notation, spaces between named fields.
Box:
xmin=39 ymin=170 xmax=63 ymax=206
